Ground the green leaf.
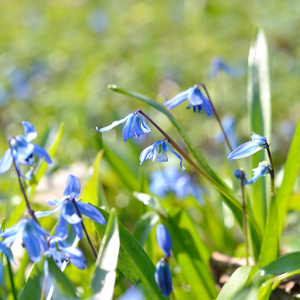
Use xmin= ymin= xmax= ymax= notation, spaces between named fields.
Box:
xmin=133 ymin=211 xmax=160 ymax=246
xmin=247 ymin=26 xmax=271 ymax=232
xmin=81 ymin=149 xmax=109 ymax=208
xmin=92 ymin=208 xmax=120 ymax=300
xmin=94 ymin=208 xmax=165 ymax=300
xmin=166 ymin=208 xmax=217 ymax=299
xmin=217 ymin=266 xmax=259 ymax=300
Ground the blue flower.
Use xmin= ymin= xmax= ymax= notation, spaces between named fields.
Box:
xmin=139 ymin=140 xmax=185 ymax=171
xmin=228 ymin=132 xmax=268 ymax=160
xmin=209 ymin=56 xmax=244 ymax=79
xmin=45 ymin=236 xmax=86 ymax=270
xmin=249 ymin=161 xmax=272 ymax=184
xmin=163 ymin=85 xmax=214 ymax=116
xmin=0 ymin=121 xmax=53 ymax=178
xmin=35 ymin=175 xmax=106 ymax=239
xmin=234 ymin=169 xmax=248 ymax=185
xmin=96 ymin=112 xmax=151 ymax=142
xmin=0 ymin=242 xmax=14 ymax=284
xmin=155 ymin=258 xmax=172 ymax=297
xmin=0 ymin=218 xmax=48 ymax=263
xmin=156 ymin=225 xmax=172 ymax=258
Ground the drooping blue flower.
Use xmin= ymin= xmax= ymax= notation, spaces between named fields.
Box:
xmin=0 ymin=218 xmax=48 ymax=263
xmin=163 ymin=85 xmax=214 ymax=116
xmin=234 ymin=169 xmax=248 ymax=185
xmin=209 ymin=56 xmax=244 ymax=79
xmin=155 ymin=258 xmax=173 ymax=297
xmin=228 ymin=132 xmax=268 ymax=160
xmin=0 ymin=242 xmax=15 ymax=284
xmin=0 ymin=121 xmax=53 ymax=178
xmin=45 ymin=236 xmax=86 ymax=270
xmin=249 ymin=161 xmax=272 ymax=184
xmin=139 ymin=140 xmax=185 ymax=171
xmin=96 ymin=112 xmax=151 ymax=142
xmin=156 ymin=225 xmax=172 ymax=258
xmin=35 ymin=174 xmax=106 ymax=239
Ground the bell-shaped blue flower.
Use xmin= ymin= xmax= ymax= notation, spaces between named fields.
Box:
xmin=163 ymin=85 xmax=213 ymax=116
xmin=96 ymin=112 xmax=151 ymax=142
xmin=156 ymin=224 xmax=172 ymax=258
xmin=45 ymin=236 xmax=86 ymax=270
xmin=35 ymin=174 xmax=106 ymax=239
xmin=228 ymin=132 xmax=268 ymax=160
xmin=0 ymin=218 xmax=48 ymax=263
xmin=249 ymin=161 xmax=272 ymax=184
xmin=155 ymin=258 xmax=173 ymax=297
xmin=234 ymin=169 xmax=248 ymax=185
xmin=139 ymin=140 xmax=185 ymax=171
xmin=0 ymin=121 xmax=53 ymax=178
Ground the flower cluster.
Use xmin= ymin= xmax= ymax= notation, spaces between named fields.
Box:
xmin=154 ymin=224 xmax=173 ymax=297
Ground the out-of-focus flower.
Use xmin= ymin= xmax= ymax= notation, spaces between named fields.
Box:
xmin=154 ymin=258 xmax=172 ymax=297
xmin=10 ymin=68 xmax=33 ymax=101
xmin=156 ymin=225 xmax=172 ymax=258
xmin=35 ymin=175 xmax=106 ymax=239
xmin=234 ymin=169 xmax=248 ymax=185
xmin=0 ymin=242 xmax=14 ymax=284
xmin=96 ymin=112 xmax=151 ymax=142
xmin=249 ymin=161 xmax=272 ymax=184
xmin=45 ymin=237 xmax=86 ymax=270
xmin=0 ymin=121 xmax=53 ymax=178
xmin=0 ymin=218 xmax=48 ymax=263
xmin=163 ymin=85 xmax=213 ymax=116
xmin=117 ymin=286 xmax=143 ymax=300
xmin=88 ymin=10 xmax=109 ymax=33
xmin=209 ymin=56 xmax=244 ymax=79
xmin=228 ymin=132 xmax=268 ymax=160
xmin=139 ymin=140 xmax=185 ymax=171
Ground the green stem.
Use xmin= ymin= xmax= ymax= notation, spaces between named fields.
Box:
xmin=240 ymin=176 xmax=249 ymax=266
xmin=6 ymin=258 xmax=17 ymax=300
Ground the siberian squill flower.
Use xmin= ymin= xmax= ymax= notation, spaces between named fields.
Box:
xmin=163 ymin=85 xmax=214 ymax=116
xmin=156 ymin=225 xmax=172 ymax=258
xmin=139 ymin=140 xmax=185 ymax=171
xmin=0 ymin=218 xmax=48 ymax=263
xmin=228 ymin=132 xmax=268 ymax=160
xmin=96 ymin=112 xmax=151 ymax=142
xmin=234 ymin=169 xmax=248 ymax=185
xmin=45 ymin=236 xmax=86 ymax=270
xmin=209 ymin=56 xmax=244 ymax=79
xmin=35 ymin=174 xmax=106 ymax=239
xmin=0 ymin=242 xmax=14 ymax=284
xmin=249 ymin=161 xmax=272 ymax=184
xmin=0 ymin=121 xmax=53 ymax=178
xmin=155 ymin=258 xmax=173 ymax=297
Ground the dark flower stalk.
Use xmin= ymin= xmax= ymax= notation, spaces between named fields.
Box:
xmin=265 ymin=144 xmax=274 ymax=196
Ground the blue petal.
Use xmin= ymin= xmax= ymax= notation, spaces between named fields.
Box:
xmin=251 ymin=132 xmax=268 ymax=147
xmin=163 ymin=88 xmax=192 ymax=109
xmin=188 ymin=87 xmax=203 ymax=106
xmin=200 ymin=94 xmax=214 ymax=117
xmin=139 ymin=144 xmax=155 ymax=165
xmin=0 ymin=242 xmax=14 ymax=263
xmin=228 ymin=141 xmax=262 ymax=160
xmin=154 ymin=259 xmax=172 ymax=297
xmin=166 ymin=144 xmax=185 ymax=171
xmin=0 ymin=149 xmax=13 ymax=174
xmin=249 ymin=162 xmax=271 ymax=184
xmin=76 ymin=201 xmax=106 ymax=224
xmin=62 ymin=201 xmax=82 ymax=224
xmin=35 ymin=210 xmax=57 ymax=218
xmin=22 ymin=121 xmax=37 ymax=142
xmin=55 ymin=214 xmax=68 ymax=239
xmin=156 ymin=225 xmax=172 ymax=257
xmin=63 ymin=175 xmax=81 ymax=199
xmin=32 ymin=144 xmax=53 ymax=165
xmin=45 ymin=199 xmax=60 ymax=206
xmin=0 ymin=261 xmax=3 ymax=284
xmin=96 ymin=114 xmax=130 ymax=133
xmin=23 ymin=223 xmax=44 ymax=262
xmin=72 ymin=223 xmax=84 ymax=239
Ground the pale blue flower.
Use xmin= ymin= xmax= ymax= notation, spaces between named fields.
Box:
xmin=139 ymin=140 xmax=185 ymax=171
xmin=156 ymin=225 xmax=172 ymax=258
xmin=35 ymin=175 xmax=106 ymax=239
xmin=0 ymin=218 xmax=48 ymax=263
xmin=228 ymin=132 xmax=268 ymax=160
xmin=96 ymin=112 xmax=151 ymax=142
xmin=45 ymin=236 xmax=86 ymax=270
xmin=155 ymin=258 xmax=172 ymax=297
xmin=209 ymin=56 xmax=244 ymax=79
xmin=164 ymin=85 xmax=214 ymax=116
xmin=249 ymin=161 xmax=272 ymax=184
xmin=234 ymin=169 xmax=248 ymax=185
xmin=0 ymin=121 xmax=53 ymax=178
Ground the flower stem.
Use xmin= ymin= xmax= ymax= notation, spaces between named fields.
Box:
xmin=240 ymin=175 xmax=249 ymax=266
xmin=6 ymin=257 xmax=17 ymax=300
xmin=71 ymin=199 xmax=97 ymax=260
xmin=8 ymin=138 xmax=39 ymax=223
xmin=266 ymin=144 xmax=275 ymax=196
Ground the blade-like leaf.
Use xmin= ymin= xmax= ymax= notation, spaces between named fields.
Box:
xmin=94 ymin=208 xmax=165 ymax=300
xmin=92 ymin=208 xmax=120 ymax=300
xmin=247 ymin=26 xmax=271 ymax=232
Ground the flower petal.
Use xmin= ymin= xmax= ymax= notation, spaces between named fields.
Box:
xmin=163 ymin=88 xmax=192 ymax=109
xmin=22 ymin=121 xmax=37 ymax=142
xmin=228 ymin=141 xmax=262 ymax=160
xmin=62 ymin=201 xmax=82 ymax=224
xmin=72 ymin=223 xmax=84 ymax=239
xmin=55 ymin=214 xmax=68 ymax=239
xmin=63 ymin=175 xmax=81 ymax=199
xmin=166 ymin=144 xmax=185 ymax=171
xmin=76 ymin=201 xmax=106 ymax=224
xmin=156 ymin=225 xmax=172 ymax=257
xmin=96 ymin=114 xmax=130 ymax=133
xmin=155 ymin=259 xmax=172 ymax=297
xmin=32 ymin=144 xmax=53 ymax=165
xmin=0 ymin=149 xmax=13 ymax=174
xmin=188 ymin=87 xmax=203 ymax=106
